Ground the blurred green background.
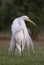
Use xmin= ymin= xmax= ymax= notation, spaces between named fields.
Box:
xmin=0 ymin=0 xmax=44 ymax=38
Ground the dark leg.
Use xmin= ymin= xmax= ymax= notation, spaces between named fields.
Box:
xmin=21 ymin=41 xmax=22 ymax=56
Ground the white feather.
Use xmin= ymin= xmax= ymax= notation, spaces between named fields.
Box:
xmin=9 ymin=15 xmax=34 ymax=55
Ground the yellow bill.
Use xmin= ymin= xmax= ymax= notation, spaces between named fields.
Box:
xmin=27 ymin=18 xmax=36 ymax=26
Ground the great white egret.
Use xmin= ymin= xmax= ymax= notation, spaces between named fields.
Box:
xmin=9 ymin=15 xmax=36 ymax=55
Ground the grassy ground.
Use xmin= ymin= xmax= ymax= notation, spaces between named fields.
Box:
xmin=0 ymin=31 xmax=11 ymax=37
xmin=0 ymin=41 xmax=44 ymax=65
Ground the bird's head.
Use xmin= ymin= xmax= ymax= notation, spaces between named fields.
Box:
xmin=21 ymin=15 xmax=36 ymax=26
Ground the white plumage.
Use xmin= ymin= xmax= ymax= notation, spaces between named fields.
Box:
xmin=9 ymin=15 xmax=36 ymax=55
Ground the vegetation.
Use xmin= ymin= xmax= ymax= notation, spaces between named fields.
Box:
xmin=0 ymin=0 xmax=44 ymax=37
xmin=0 ymin=41 xmax=44 ymax=65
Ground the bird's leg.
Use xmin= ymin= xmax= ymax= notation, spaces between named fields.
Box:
xmin=21 ymin=41 xmax=22 ymax=56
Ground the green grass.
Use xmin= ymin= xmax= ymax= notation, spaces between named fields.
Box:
xmin=0 ymin=31 xmax=11 ymax=37
xmin=0 ymin=42 xmax=44 ymax=65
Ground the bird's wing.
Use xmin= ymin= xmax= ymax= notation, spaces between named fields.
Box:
xmin=11 ymin=19 xmax=24 ymax=34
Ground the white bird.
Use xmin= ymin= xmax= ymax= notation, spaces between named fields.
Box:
xmin=9 ymin=15 xmax=36 ymax=55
